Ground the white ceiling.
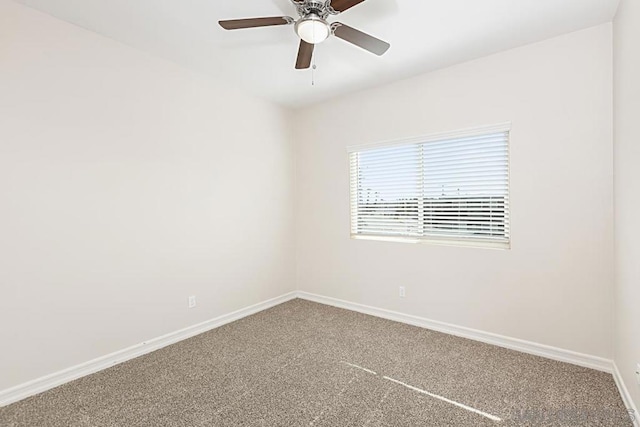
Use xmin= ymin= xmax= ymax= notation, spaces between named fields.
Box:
xmin=16 ymin=0 xmax=620 ymax=107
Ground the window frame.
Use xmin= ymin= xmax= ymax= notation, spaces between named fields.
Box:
xmin=347 ymin=123 xmax=512 ymax=250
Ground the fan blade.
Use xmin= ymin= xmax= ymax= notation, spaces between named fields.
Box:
xmin=329 ymin=0 xmax=367 ymax=13
xmin=295 ymin=40 xmax=315 ymax=69
xmin=219 ymin=17 xmax=293 ymax=30
xmin=333 ymin=23 xmax=390 ymax=56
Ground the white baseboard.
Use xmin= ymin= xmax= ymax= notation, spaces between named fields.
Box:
xmin=296 ymin=291 xmax=613 ymax=373
xmin=613 ymin=363 xmax=640 ymax=427
xmin=1 ymin=290 xmax=625 ymax=413
xmin=0 ymin=291 xmax=297 ymax=408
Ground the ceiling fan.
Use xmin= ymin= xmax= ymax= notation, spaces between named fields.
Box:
xmin=219 ymin=0 xmax=390 ymax=70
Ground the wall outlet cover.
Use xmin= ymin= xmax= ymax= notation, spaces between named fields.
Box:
xmin=188 ymin=296 xmax=196 ymax=309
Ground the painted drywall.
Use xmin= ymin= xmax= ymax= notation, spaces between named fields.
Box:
xmin=0 ymin=0 xmax=295 ymax=391
xmin=614 ymin=0 xmax=640 ymax=411
xmin=293 ymin=24 xmax=614 ymax=359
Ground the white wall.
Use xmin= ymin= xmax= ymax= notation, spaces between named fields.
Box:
xmin=0 ymin=0 xmax=622 ymax=397
xmin=614 ymin=0 xmax=640 ymax=411
xmin=293 ymin=24 xmax=614 ymax=358
xmin=0 ymin=0 xmax=295 ymax=391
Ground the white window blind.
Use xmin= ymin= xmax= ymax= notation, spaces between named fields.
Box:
xmin=349 ymin=127 xmax=510 ymax=248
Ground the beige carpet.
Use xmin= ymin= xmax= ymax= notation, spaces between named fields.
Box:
xmin=0 ymin=299 xmax=634 ymax=426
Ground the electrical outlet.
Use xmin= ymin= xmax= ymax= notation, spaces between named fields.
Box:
xmin=399 ymin=286 xmax=406 ymax=298
xmin=635 ymin=363 xmax=640 ymax=386
xmin=188 ymin=296 xmax=196 ymax=309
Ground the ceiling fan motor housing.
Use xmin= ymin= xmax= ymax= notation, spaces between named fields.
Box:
xmin=292 ymin=0 xmax=337 ymax=19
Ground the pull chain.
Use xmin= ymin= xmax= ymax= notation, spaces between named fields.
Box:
xmin=311 ymin=52 xmax=317 ymax=86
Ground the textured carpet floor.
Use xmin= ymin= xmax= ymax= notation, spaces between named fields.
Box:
xmin=0 ymin=299 xmax=634 ymax=426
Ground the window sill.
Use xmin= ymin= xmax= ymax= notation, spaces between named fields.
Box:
xmin=350 ymin=234 xmax=511 ymax=250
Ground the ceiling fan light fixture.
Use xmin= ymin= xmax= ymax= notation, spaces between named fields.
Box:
xmin=218 ymin=0 xmax=390 ymax=70
xmin=295 ymin=14 xmax=330 ymax=44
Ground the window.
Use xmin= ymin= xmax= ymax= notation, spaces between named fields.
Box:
xmin=349 ymin=125 xmax=510 ymax=249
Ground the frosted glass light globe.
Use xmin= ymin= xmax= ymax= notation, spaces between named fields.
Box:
xmin=295 ymin=15 xmax=330 ymax=44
